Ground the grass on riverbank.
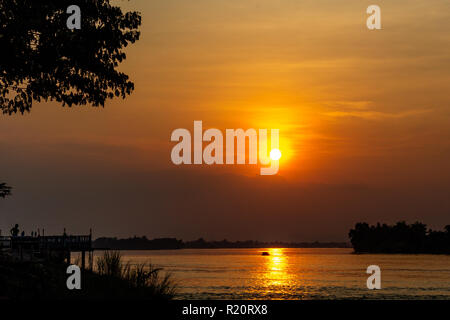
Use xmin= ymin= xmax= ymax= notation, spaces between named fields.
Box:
xmin=95 ymin=250 xmax=176 ymax=298
xmin=0 ymin=251 xmax=176 ymax=299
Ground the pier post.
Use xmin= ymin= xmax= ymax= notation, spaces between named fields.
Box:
xmin=81 ymin=250 xmax=86 ymax=270
xmin=89 ymin=251 xmax=93 ymax=270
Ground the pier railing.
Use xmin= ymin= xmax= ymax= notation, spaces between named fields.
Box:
xmin=0 ymin=236 xmax=11 ymax=249
xmin=7 ymin=234 xmax=92 ymax=252
xmin=39 ymin=235 xmax=92 ymax=251
xmin=3 ymin=233 xmax=93 ymax=268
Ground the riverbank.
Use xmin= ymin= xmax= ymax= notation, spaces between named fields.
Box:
xmin=0 ymin=252 xmax=176 ymax=299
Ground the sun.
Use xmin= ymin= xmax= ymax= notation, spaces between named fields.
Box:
xmin=270 ymin=148 xmax=282 ymax=161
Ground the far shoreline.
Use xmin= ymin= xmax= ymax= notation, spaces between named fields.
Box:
xmin=93 ymin=236 xmax=351 ymax=251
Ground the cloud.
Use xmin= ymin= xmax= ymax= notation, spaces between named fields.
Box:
xmin=321 ymin=100 xmax=374 ymax=110
xmin=324 ymin=109 xmax=431 ymax=120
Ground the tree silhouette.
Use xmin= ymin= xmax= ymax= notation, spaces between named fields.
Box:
xmin=0 ymin=0 xmax=142 ymax=114
xmin=0 ymin=183 xmax=12 ymax=198
xmin=349 ymin=221 xmax=450 ymax=254
xmin=0 ymin=1 xmax=141 ymax=200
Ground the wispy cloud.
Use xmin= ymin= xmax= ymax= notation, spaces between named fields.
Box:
xmin=324 ymin=109 xmax=431 ymax=120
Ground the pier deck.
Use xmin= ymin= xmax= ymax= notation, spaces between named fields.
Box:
xmin=0 ymin=233 xmax=93 ymax=268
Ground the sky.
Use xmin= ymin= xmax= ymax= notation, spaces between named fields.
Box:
xmin=1 ymin=0 xmax=449 ymax=241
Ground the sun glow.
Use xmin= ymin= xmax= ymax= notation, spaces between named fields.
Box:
xmin=270 ymin=148 xmax=282 ymax=161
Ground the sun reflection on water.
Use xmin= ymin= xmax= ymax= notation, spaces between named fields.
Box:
xmin=262 ymin=248 xmax=292 ymax=290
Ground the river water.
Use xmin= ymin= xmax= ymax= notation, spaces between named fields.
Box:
xmin=87 ymin=248 xmax=450 ymax=299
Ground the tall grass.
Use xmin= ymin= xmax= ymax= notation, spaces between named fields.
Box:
xmin=96 ymin=250 xmax=123 ymax=278
xmin=95 ymin=250 xmax=176 ymax=298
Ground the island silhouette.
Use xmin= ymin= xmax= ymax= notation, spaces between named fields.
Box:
xmin=349 ymin=221 xmax=450 ymax=254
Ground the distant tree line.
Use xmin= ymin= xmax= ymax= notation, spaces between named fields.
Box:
xmin=93 ymin=236 xmax=350 ymax=250
xmin=183 ymin=238 xmax=350 ymax=249
xmin=349 ymin=222 xmax=450 ymax=254
xmin=94 ymin=237 xmax=183 ymax=250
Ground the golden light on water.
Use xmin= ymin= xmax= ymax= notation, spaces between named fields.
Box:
xmin=268 ymin=249 xmax=284 ymax=272
xmin=262 ymin=248 xmax=291 ymax=289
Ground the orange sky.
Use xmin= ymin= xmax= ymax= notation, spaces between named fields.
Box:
xmin=1 ymin=0 xmax=449 ymax=241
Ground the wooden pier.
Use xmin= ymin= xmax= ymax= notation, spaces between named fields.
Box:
xmin=0 ymin=231 xmax=94 ymax=269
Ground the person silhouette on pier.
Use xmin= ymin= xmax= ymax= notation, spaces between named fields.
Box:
xmin=10 ymin=224 xmax=19 ymax=237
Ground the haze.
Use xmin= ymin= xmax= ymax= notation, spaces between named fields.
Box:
xmin=1 ymin=0 xmax=449 ymax=241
